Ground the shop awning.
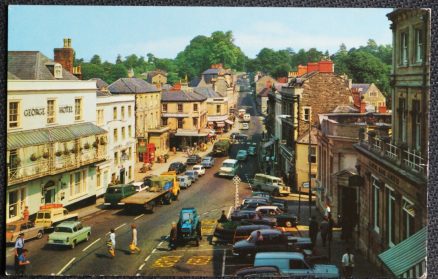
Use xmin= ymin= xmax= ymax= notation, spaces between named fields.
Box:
xmin=378 ymin=227 xmax=426 ymax=277
xmin=162 ymin=113 xmax=189 ymax=118
xmin=8 ymin=122 xmax=107 ymax=150
xmin=207 ymin=115 xmax=228 ymax=122
xmin=216 ymin=121 xmax=225 ymax=127
xmin=174 ymin=129 xmax=208 ymax=137
xmin=225 ymin=119 xmax=234 ymax=125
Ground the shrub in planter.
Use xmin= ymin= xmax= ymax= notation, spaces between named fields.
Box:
xmin=30 ymin=153 xmax=38 ymax=161
xmin=63 ymin=150 xmax=70 ymax=156
xmin=92 ymin=142 xmax=98 ymax=148
xmin=84 ymin=143 xmax=90 ymax=150
xmin=55 ymin=151 xmax=62 ymax=157
xmin=11 ymin=157 xmax=21 ymax=167
xmin=42 ymin=152 xmax=49 ymax=159
xmin=100 ymin=138 xmax=106 ymax=145
xmin=70 ymin=147 xmax=78 ymax=154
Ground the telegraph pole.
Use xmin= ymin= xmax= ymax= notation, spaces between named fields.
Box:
xmin=308 ymin=120 xmax=312 ymax=218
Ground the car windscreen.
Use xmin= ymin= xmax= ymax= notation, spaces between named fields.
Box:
xmin=107 ymin=187 xmax=121 ymax=194
xmin=54 ymin=226 xmax=73 ymax=233
xmin=222 ymin=163 xmax=235 ymax=168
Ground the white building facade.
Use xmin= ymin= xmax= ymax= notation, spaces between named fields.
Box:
xmin=7 ymin=80 xmax=108 ymax=223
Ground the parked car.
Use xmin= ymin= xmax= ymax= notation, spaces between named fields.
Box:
xmin=186 ymin=155 xmax=202 ymax=165
xmin=235 ymin=266 xmax=282 ymax=278
xmin=6 ymin=220 xmax=45 ymax=244
xmin=168 ymin=162 xmax=187 ymax=174
xmin=236 ymin=150 xmax=248 ymax=161
xmin=232 ymin=229 xmax=312 ymax=257
xmin=132 ymin=181 xmax=148 ymax=192
xmin=248 ymin=146 xmax=257 ymax=155
xmin=201 ymin=156 xmax=215 ymax=168
xmin=185 ymin=170 xmax=199 ymax=182
xmin=104 ymin=184 xmax=137 ymax=207
xmin=251 ymin=192 xmax=272 ymax=202
xmin=192 ymin=165 xmax=205 ymax=176
xmin=178 ymin=175 xmax=192 ymax=189
xmin=47 ymin=221 xmax=91 ymax=249
xmin=231 ymin=210 xmax=277 ymax=227
xmin=233 ymin=224 xmax=271 ymax=244
xmin=236 ymin=134 xmax=249 ymax=142
xmin=254 ymin=252 xmax=339 ymax=278
xmin=230 ymin=132 xmax=241 ymax=141
xmin=255 ymin=206 xmax=298 ymax=227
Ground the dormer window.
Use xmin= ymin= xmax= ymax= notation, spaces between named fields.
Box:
xmin=54 ymin=63 xmax=63 ymax=79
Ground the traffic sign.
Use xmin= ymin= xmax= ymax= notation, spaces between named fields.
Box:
xmin=233 ymin=175 xmax=241 ymax=184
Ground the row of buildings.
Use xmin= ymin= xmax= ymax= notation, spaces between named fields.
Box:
xmin=6 ymin=39 xmax=240 ymax=223
xmin=262 ymin=9 xmax=428 ymax=278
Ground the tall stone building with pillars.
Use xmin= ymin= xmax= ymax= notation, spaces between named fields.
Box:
xmin=353 ymin=9 xmax=429 ymax=277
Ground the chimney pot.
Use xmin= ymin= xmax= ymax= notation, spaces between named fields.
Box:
xmin=63 ymin=38 xmax=68 ymax=48
xmin=67 ymin=38 xmax=72 ymax=48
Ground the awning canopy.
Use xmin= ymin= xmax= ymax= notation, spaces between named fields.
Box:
xmin=216 ymin=121 xmax=225 ymax=127
xmin=225 ymin=119 xmax=234 ymax=125
xmin=378 ymin=227 xmax=426 ymax=277
xmin=162 ymin=113 xmax=189 ymax=118
xmin=207 ymin=115 xmax=228 ymax=122
xmin=8 ymin=122 xmax=107 ymax=150
xmin=174 ymin=129 xmax=208 ymax=137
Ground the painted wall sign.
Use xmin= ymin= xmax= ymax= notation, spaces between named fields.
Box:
xmin=24 ymin=108 xmax=45 ymax=116
xmin=59 ymin=105 xmax=73 ymax=113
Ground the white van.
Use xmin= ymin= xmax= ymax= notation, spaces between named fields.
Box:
xmin=252 ymin=173 xmax=290 ymax=196
xmin=219 ymin=159 xmax=239 ymax=177
xmin=243 ymin=113 xmax=251 ymax=122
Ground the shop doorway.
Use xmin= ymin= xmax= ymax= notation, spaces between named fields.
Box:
xmin=44 ymin=180 xmax=56 ymax=204
xmin=119 ymin=168 xmax=125 ymax=184
xmin=340 ymin=186 xmax=358 ymax=240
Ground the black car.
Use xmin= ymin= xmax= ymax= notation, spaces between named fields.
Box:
xmin=186 ymin=155 xmax=202 ymax=165
xmin=235 ymin=266 xmax=281 ymax=278
xmin=231 ymin=210 xmax=277 ymax=227
xmin=232 ymin=229 xmax=313 ymax=257
xmin=168 ymin=162 xmax=187 ymax=174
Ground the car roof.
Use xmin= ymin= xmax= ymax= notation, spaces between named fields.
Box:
xmin=255 ymin=252 xmax=305 ymax=259
xmin=202 ymin=156 xmax=212 ymax=160
xmin=236 ymin=224 xmax=271 ymax=231
xmin=224 ymin=159 xmax=238 ymax=163
xmin=251 ymin=229 xmax=281 ymax=235
xmin=131 ymin=182 xmax=144 ymax=186
xmin=56 ymin=221 xmax=80 ymax=228
xmin=178 ymin=175 xmax=189 ymax=178
xmin=256 ymin=206 xmax=279 ymax=210
xmin=193 ymin=165 xmax=203 ymax=168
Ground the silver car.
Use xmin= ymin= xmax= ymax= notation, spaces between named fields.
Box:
xmin=178 ymin=175 xmax=192 ymax=189
xmin=201 ymin=156 xmax=215 ymax=168
xmin=185 ymin=170 xmax=199 ymax=183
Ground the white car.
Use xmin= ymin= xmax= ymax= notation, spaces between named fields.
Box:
xmin=132 ymin=181 xmax=148 ymax=192
xmin=177 ymin=175 xmax=192 ymax=189
xmin=192 ymin=165 xmax=205 ymax=176
xmin=201 ymin=156 xmax=215 ymax=168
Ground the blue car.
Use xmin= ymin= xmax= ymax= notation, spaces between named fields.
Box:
xmin=248 ymin=146 xmax=256 ymax=155
xmin=236 ymin=150 xmax=248 ymax=161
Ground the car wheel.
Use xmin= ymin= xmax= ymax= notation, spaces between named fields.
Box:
xmin=86 ymin=233 xmax=90 ymax=241
xmin=71 ymin=240 xmax=77 ymax=249
xmin=286 ymin=221 xmax=292 ymax=228
xmin=36 ymin=231 xmax=44 ymax=239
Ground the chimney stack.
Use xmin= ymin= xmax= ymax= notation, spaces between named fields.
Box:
xmin=54 ymin=38 xmax=74 ymax=74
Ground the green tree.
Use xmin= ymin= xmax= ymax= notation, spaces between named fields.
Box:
xmin=108 ymin=64 xmax=128 ymax=84
xmin=81 ymin=63 xmax=105 ymax=80
xmin=90 ymin=55 xmax=102 ymax=65
xmin=115 ymin=54 xmax=123 ymax=64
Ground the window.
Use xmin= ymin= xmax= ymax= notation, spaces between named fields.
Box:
xmin=369 ymin=91 xmax=377 ymax=97
xmin=128 ymin=147 xmax=132 ymax=160
xmin=122 ymin=127 xmax=126 ymax=140
xmin=47 ymin=99 xmax=56 ymax=124
xmin=372 ymin=176 xmax=380 ymax=233
xmin=9 ymin=101 xmax=20 ymax=128
xmin=193 ymin=118 xmax=198 ymax=128
xmin=193 ymin=103 xmax=198 ymax=112
xmin=128 ymin=105 xmax=132 ymax=117
xmin=9 ymin=150 xmax=19 ymax=179
xmin=113 ymin=128 xmax=118 ymax=142
xmin=113 ymin=107 xmax=117 ymax=120
xmin=398 ymin=97 xmax=407 ymax=143
xmin=178 ymin=104 xmax=183 ymax=113
xmin=216 ymin=105 xmax=221 ymax=114
xmin=162 ymin=118 xmax=168 ymax=126
xmin=310 ymin=146 xmax=317 ymax=164
xmin=401 ymin=32 xmax=408 ymax=65
xmin=70 ymin=171 xmax=86 ymax=197
xmin=386 ymin=186 xmax=395 ymax=247
xmin=121 ymin=106 xmax=125 ymax=120
xmin=289 ymin=259 xmax=308 ymax=269
xmin=412 ymin=100 xmax=421 ymax=149
xmin=128 ymin=125 xmax=132 ymax=138
xmin=75 ymin=98 xmax=82 ymax=121
xmin=114 ymin=152 xmax=119 ymax=165
xmin=128 ymin=166 xmax=132 ymax=180
xmin=162 ymin=104 xmax=167 ymax=112
xmin=303 ymin=107 xmax=311 ymax=122
xmin=415 ymin=29 xmax=423 ymax=63
xmin=178 ymin=119 xmax=183 ymax=129
xmin=402 ymin=198 xmax=415 ymax=240
xmin=97 ymin=109 xmax=104 ymax=125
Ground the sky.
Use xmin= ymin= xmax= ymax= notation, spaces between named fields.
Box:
xmin=8 ymin=6 xmax=393 ymax=62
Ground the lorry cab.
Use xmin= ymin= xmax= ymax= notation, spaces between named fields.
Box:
xmin=161 ymin=171 xmax=181 ymax=199
xmin=253 ymin=174 xmax=291 ymax=196
xmin=104 ymin=184 xmax=137 ymax=206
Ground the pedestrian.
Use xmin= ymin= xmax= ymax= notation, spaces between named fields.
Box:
xmin=308 ymin=216 xmax=319 ymax=249
xmin=107 ymin=228 xmax=116 ymax=258
xmin=327 ymin=213 xmax=335 ymax=243
xmin=320 ymin=216 xmax=329 ymax=247
xmin=217 ymin=210 xmax=228 ymax=223
xmin=255 ymin=230 xmax=263 ymax=242
xmin=342 ymin=248 xmax=355 ymax=278
xmin=16 ymin=249 xmax=30 ymax=275
xmin=130 ymin=224 xmax=141 ymax=254
xmin=169 ymin=222 xmax=178 ymax=251
xmin=22 ymin=206 xmax=29 ymax=222
xmin=14 ymin=232 xmax=25 ymax=274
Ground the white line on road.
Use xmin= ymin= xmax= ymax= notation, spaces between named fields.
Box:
xmin=82 ymin=237 xmax=101 ymax=252
xmin=144 ymin=255 xmax=151 ymax=262
xmin=221 ymin=249 xmax=226 ymax=277
xmin=138 ymin=263 xmax=145 ymax=270
xmin=151 ymin=248 xmax=157 ymax=253
xmin=57 ymin=257 xmax=76 ymax=275
xmin=134 ymin=214 xmax=144 ymax=220
xmin=115 ymin=223 xmax=127 ymax=231
xmin=227 ymin=206 xmax=233 ymax=218
xmin=158 ymin=241 xmax=164 ymax=247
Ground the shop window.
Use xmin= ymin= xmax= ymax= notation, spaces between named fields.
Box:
xmin=372 ymin=176 xmax=380 ymax=233
xmin=402 ymin=198 xmax=415 ymax=240
xmin=400 ymin=32 xmax=408 ymax=66
xmin=415 ymin=28 xmax=423 ymax=63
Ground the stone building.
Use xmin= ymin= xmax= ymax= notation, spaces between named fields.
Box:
xmin=353 ymin=9 xmax=429 ymax=277
xmin=351 ymin=83 xmax=387 ymax=112
xmin=255 ymin=75 xmax=276 ymax=95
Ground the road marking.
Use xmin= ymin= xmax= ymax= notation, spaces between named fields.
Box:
xmin=57 ymin=257 xmax=76 ymax=275
xmin=145 ymin=255 xmax=151 ymax=262
xmin=82 ymin=237 xmax=101 ymax=252
xmin=158 ymin=241 xmax=164 ymax=247
xmin=138 ymin=263 xmax=146 ymax=270
xmin=152 ymin=256 xmax=181 ymax=268
xmin=152 ymin=248 xmax=157 ymax=253
xmin=187 ymin=256 xmax=212 ymax=265
xmin=115 ymin=223 xmax=126 ymax=231
xmin=227 ymin=206 xmax=233 ymax=218
xmin=221 ymin=249 xmax=226 ymax=276
xmin=134 ymin=214 xmax=145 ymax=220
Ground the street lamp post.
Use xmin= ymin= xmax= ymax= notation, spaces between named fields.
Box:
xmin=307 ymin=119 xmax=312 ymax=218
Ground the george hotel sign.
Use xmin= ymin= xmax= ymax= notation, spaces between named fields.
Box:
xmin=24 ymin=107 xmax=45 ymax=116
xmin=59 ymin=105 xmax=73 ymax=113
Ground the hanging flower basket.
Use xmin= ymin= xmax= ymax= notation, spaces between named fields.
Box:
xmin=30 ymin=153 xmax=38 ymax=161
xmin=70 ymin=147 xmax=78 ymax=154
xmin=93 ymin=142 xmax=98 ymax=148
xmin=84 ymin=143 xmax=90 ymax=150
xmin=100 ymin=138 xmax=106 ymax=145
xmin=42 ymin=152 xmax=50 ymax=159
xmin=63 ymin=150 xmax=70 ymax=156
xmin=55 ymin=151 xmax=62 ymax=157
xmin=11 ymin=157 xmax=21 ymax=168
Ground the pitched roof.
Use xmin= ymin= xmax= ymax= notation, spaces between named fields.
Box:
xmin=8 ymin=51 xmax=78 ymax=80
xmin=90 ymin=78 xmax=109 ymax=89
xmin=162 ymin=84 xmax=172 ymax=90
xmin=108 ymin=78 xmax=159 ymax=94
xmin=161 ymin=90 xmax=207 ymax=102
xmin=351 ymin=83 xmax=370 ymax=93
xmin=193 ymin=86 xmax=225 ymax=98
xmin=189 ymin=77 xmax=201 ymax=87
xmin=297 ymin=127 xmax=318 ymax=144
xmin=332 ymin=105 xmax=359 ymax=113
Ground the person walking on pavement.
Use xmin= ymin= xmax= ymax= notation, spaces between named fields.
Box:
xmin=17 ymin=249 xmax=30 ymax=275
xmin=309 ymin=216 xmax=319 ymax=249
xmin=107 ymin=228 xmax=116 ymax=258
xmin=327 ymin=213 xmax=335 ymax=243
xmin=217 ymin=210 xmax=228 ymax=223
xmin=169 ymin=222 xmax=178 ymax=251
xmin=320 ymin=216 xmax=329 ymax=247
xmin=342 ymin=248 xmax=355 ymax=278
xmin=130 ymin=224 xmax=141 ymax=254
xmin=14 ymin=232 xmax=25 ymax=275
